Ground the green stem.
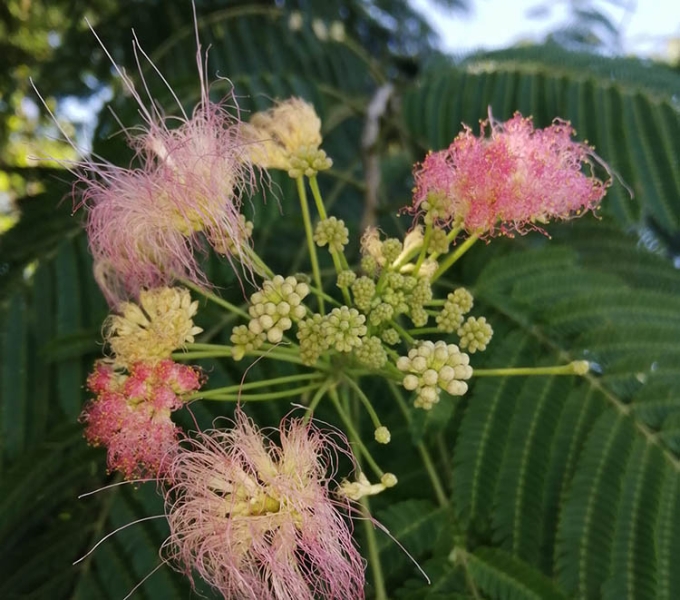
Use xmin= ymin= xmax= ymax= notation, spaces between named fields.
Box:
xmin=308 ymin=175 xmax=329 ymax=220
xmin=180 ymin=279 xmax=250 ymax=320
xmin=361 ymin=496 xmax=388 ymax=600
xmin=389 ymin=319 xmax=416 ymax=344
xmin=192 ymin=383 xmax=322 ymax=402
xmin=190 ymin=372 xmax=325 ymax=398
xmin=329 ymin=388 xmax=384 ymax=478
xmin=473 ymin=361 xmax=589 ymax=377
xmin=296 ymin=176 xmax=325 ymax=314
xmin=331 ymin=251 xmax=353 ymax=305
xmin=242 ymin=245 xmax=275 ymax=279
xmin=173 ymin=350 xmax=232 ymax=360
xmin=343 ymin=376 xmax=383 ymax=430
xmin=413 ymin=221 xmax=432 ymax=275
xmin=303 ymin=379 xmax=336 ymax=424
xmin=387 ymin=380 xmax=449 ymax=508
xmin=431 ymin=233 xmax=479 ymax=283
xmin=408 ymin=327 xmax=442 ymax=336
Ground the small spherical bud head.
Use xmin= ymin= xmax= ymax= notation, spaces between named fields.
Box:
xmin=382 ymin=238 xmax=403 ymax=265
xmin=374 ymin=426 xmax=391 ymax=444
xmin=572 ymin=360 xmax=590 ymax=375
xmin=337 ymin=270 xmax=357 ymax=288
xmin=381 ymin=473 xmax=398 ymax=488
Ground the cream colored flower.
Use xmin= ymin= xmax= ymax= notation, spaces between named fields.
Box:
xmin=242 ymin=98 xmax=332 ymax=177
xmin=106 ymin=287 xmax=202 ymax=367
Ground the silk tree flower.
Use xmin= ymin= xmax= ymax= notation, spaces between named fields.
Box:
xmin=162 ymin=410 xmax=365 ymax=600
xmin=80 ymin=360 xmax=202 ymax=479
xmin=106 ymin=286 xmax=202 ymax=369
xmin=74 ymin=40 xmax=257 ymax=306
xmin=242 ymin=98 xmax=332 ymax=178
xmin=410 ymin=112 xmax=611 ymax=237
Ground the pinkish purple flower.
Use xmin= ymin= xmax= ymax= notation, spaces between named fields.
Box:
xmin=74 ymin=41 xmax=257 ymax=306
xmin=80 ymin=360 xmax=202 ymax=479
xmin=410 ymin=112 xmax=611 ymax=237
xmin=162 ymin=410 xmax=365 ymax=600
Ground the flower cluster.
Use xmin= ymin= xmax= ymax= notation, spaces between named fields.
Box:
xmin=162 ymin=410 xmax=365 ymax=600
xmin=106 ymin=287 xmax=202 ymax=368
xmin=397 ymin=341 xmax=473 ymax=410
xmin=81 ymin=360 xmax=202 ymax=478
xmin=69 ymin=26 xmax=612 ymax=596
xmin=410 ymin=112 xmax=611 ymax=237
xmin=243 ymin=98 xmax=332 ymax=178
xmin=78 ymin=81 xmax=257 ymax=305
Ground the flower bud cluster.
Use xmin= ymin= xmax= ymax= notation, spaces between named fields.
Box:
xmin=436 ymin=287 xmax=474 ymax=333
xmin=351 ymin=267 xmax=433 ymax=332
xmin=247 ymin=275 xmax=309 ymax=344
xmin=322 ymin=306 xmax=367 ymax=352
xmin=288 ymin=146 xmax=333 ymax=178
xmin=428 ymin=227 xmax=449 ymax=254
xmin=336 ymin=269 xmax=356 ymax=288
xmin=397 ymin=340 xmax=473 ymax=410
xmin=230 ymin=324 xmax=265 ymax=361
xmin=457 ymin=316 xmax=493 ymax=353
xmin=314 ymin=216 xmax=349 ymax=252
xmin=354 ymin=335 xmax=387 ymax=369
xmin=297 ymin=306 xmax=367 ymax=365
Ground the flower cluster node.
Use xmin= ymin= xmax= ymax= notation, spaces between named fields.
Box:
xmin=322 ymin=306 xmax=367 ymax=352
xmin=81 ymin=360 xmax=201 ymax=479
xmin=337 ymin=269 xmax=357 ymax=288
xmin=355 ymin=335 xmax=388 ymax=370
xmin=314 ymin=216 xmax=350 ymax=252
xmin=374 ymin=426 xmax=391 ymax=444
xmin=106 ymin=287 xmax=202 ymax=368
xmin=457 ymin=316 xmax=493 ymax=353
xmin=248 ymin=275 xmax=310 ymax=344
xmin=436 ymin=288 xmax=474 ymax=333
xmin=164 ymin=411 xmax=364 ymax=599
xmin=397 ymin=340 xmax=473 ymax=410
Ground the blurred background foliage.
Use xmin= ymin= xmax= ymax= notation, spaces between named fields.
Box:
xmin=2 ymin=0 xmax=680 ymax=599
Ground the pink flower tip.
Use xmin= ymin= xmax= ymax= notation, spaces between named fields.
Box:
xmin=80 ymin=360 xmax=202 ymax=479
xmin=73 ymin=41 xmax=259 ymax=307
xmin=161 ymin=409 xmax=365 ymax=600
xmin=410 ymin=111 xmax=613 ymax=237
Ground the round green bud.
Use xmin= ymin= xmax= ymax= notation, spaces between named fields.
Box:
xmin=374 ymin=426 xmax=391 ymax=444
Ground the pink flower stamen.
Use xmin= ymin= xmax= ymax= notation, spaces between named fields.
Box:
xmin=410 ymin=111 xmax=612 ymax=237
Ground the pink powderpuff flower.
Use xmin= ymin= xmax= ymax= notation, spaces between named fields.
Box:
xmin=162 ymin=410 xmax=365 ymax=600
xmin=410 ymin=111 xmax=612 ymax=237
xmin=71 ymin=29 xmax=258 ymax=306
xmin=80 ymin=360 xmax=202 ymax=479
